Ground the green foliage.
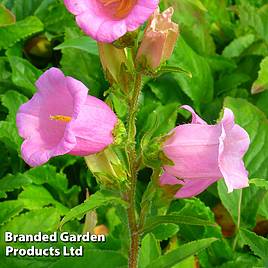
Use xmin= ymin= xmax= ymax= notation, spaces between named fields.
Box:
xmin=0 ymin=16 xmax=43 ymax=49
xmin=0 ymin=0 xmax=268 ymax=267
xmin=59 ymin=189 xmax=127 ymax=228
xmin=145 ymin=238 xmax=217 ymax=268
xmin=252 ymin=56 xmax=268 ymax=93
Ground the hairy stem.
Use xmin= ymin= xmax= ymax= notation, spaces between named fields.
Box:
xmin=127 ymin=73 xmax=142 ymax=268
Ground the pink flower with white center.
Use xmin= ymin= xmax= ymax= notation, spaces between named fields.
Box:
xmin=63 ymin=0 xmax=159 ymax=43
xmin=160 ymin=105 xmax=250 ymax=198
xmin=16 ymin=68 xmax=117 ymax=167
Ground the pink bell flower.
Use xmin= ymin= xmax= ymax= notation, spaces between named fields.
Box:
xmin=136 ymin=7 xmax=179 ymax=69
xmin=16 ymin=68 xmax=117 ymax=167
xmin=160 ymin=105 xmax=250 ymax=198
xmin=63 ymin=0 xmax=159 ymax=43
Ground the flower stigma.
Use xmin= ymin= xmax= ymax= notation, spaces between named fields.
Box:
xmin=50 ymin=115 xmax=72 ymax=122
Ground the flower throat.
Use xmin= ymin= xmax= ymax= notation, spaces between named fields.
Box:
xmin=100 ymin=0 xmax=137 ymax=19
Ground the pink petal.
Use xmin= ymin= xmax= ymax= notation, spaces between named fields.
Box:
xmin=16 ymin=68 xmax=117 ymax=167
xmin=160 ymin=172 xmax=218 ymax=198
xmin=174 ymin=177 xmax=219 ymax=198
xmin=69 ymin=95 xmax=117 ymax=155
xmin=180 ymin=105 xmax=207 ymax=125
xmin=163 ymin=124 xmax=223 ymax=180
xmin=160 ymin=172 xmax=181 ymax=185
xmin=218 ymin=109 xmax=250 ymax=192
xmin=63 ymin=0 xmax=159 ymax=43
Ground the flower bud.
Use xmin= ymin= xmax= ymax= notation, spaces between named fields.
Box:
xmin=85 ymin=146 xmax=128 ymax=188
xmin=98 ymin=42 xmax=127 ymax=84
xmin=136 ymin=7 xmax=179 ymax=70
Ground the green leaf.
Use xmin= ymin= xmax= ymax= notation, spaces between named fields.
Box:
xmin=141 ymin=215 xmax=216 ymax=235
xmin=8 ymin=56 xmax=42 ymax=95
xmin=13 ymin=0 xmax=44 ymax=20
xmin=139 ymin=102 xmax=179 ymax=140
xmin=23 ymin=165 xmax=81 ymax=208
xmin=239 ymin=3 xmax=268 ymax=42
xmin=1 ymin=90 xmax=28 ymax=121
xmin=240 ymin=228 xmax=268 ymax=263
xmin=36 ymin=1 xmax=74 ymax=34
xmin=151 ymin=223 xmax=179 ymax=241
xmin=252 ymin=56 xmax=268 ymax=94
xmin=52 ymin=249 xmax=127 ymax=268
xmin=139 ymin=233 xmax=161 ymax=268
xmin=0 ymin=173 xmax=32 ymax=198
xmin=218 ymin=179 xmax=268 ymax=228
xmin=222 ymin=34 xmax=256 ymax=58
xmin=0 ymin=200 xmax=24 ymax=225
xmin=145 ymin=238 xmax=217 ymax=268
xmin=60 ymin=27 xmax=106 ymax=97
xmin=0 ymin=16 xmax=43 ymax=49
xmin=0 ymin=207 xmax=61 ymax=235
xmin=54 ymin=36 xmax=98 ymax=56
xmin=224 ymin=97 xmax=268 ymax=179
xmin=0 ymin=90 xmax=27 ymax=150
xmin=0 ymin=3 xmax=15 ymax=26
xmin=169 ymin=37 xmax=214 ymax=108
xmin=0 ymin=121 xmax=22 ymax=150
xmin=59 ymin=190 xmax=127 ymax=228
xmin=18 ymin=185 xmax=69 ymax=214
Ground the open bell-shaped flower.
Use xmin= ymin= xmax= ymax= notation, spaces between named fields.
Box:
xmin=16 ymin=68 xmax=117 ymax=167
xmin=64 ymin=0 xmax=159 ymax=43
xmin=160 ymin=105 xmax=250 ymax=198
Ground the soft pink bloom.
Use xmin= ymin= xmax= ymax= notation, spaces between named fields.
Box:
xmin=160 ymin=105 xmax=250 ymax=198
xmin=64 ymin=0 xmax=159 ymax=43
xmin=136 ymin=7 xmax=179 ymax=69
xmin=16 ymin=68 xmax=117 ymax=167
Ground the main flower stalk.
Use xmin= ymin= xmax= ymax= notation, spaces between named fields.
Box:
xmin=126 ymin=73 xmax=142 ymax=268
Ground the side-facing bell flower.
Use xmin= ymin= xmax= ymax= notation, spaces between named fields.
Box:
xmin=16 ymin=68 xmax=117 ymax=167
xmin=160 ymin=105 xmax=250 ymax=198
xmin=63 ymin=0 xmax=159 ymax=43
xmin=136 ymin=7 xmax=179 ymax=70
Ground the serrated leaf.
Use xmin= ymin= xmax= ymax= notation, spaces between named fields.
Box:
xmin=8 ymin=56 xmax=42 ymax=95
xmin=0 ymin=173 xmax=32 ymax=198
xmin=222 ymin=34 xmax=256 ymax=58
xmin=252 ymin=56 xmax=268 ymax=94
xmin=139 ymin=233 xmax=161 ymax=268
xmin=240 ymin=228 xmax=268 ymax=263
xmin=0 ymin=207 xmax=61 ymax=235
xmin=0 ymin=16 xmax=43 ymax=49
xmin=0 ymin=90 xmax=27 ymax=150
xmin=145 ymin=238 xmax=217 ymax=268
xmin=151 ymin=223 xmax=179 ymax=241
xmin=59 ymin=190 xmax=127 ymax=228
xmin=1 ymin=90 xmax=28 ymax=121
xmin=18 ymin=185 xmax=69 ymax=214
xmin=54 ymin=36 xmax=98 ymax=56
xmin=0 ymin=200 xmax=24 ymax=225
xmin=169 ymin=37 xmax=213 ymax=108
